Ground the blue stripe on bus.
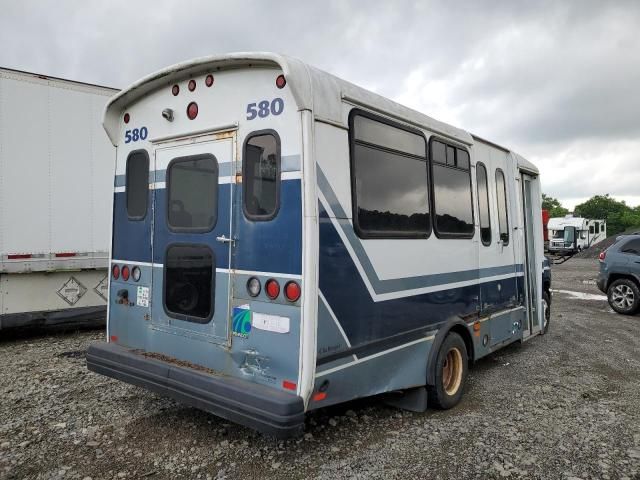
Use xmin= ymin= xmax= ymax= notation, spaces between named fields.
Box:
xmin=318 ymin=202 xmax=522 ymax=350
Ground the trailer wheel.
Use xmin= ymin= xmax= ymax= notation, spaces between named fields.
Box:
xmin=542 ymin=291 xmax=551 ymax=334
xmin=607 ymin=279 xmax=640 ymax=315
xmin=427 ymin=332 xmax=468 ymax=409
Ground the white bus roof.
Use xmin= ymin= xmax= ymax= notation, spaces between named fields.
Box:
xmin=102 ymin=52 xmax=534 ymax=172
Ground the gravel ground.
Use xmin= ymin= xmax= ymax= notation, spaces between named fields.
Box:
xmin=1 ymin=258 xmax=639 ymax=480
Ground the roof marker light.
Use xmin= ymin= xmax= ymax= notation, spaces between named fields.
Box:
xmin=187 ymin=102 xmax=198 ymax=120
xmin=123 ymin=113 xmax=130 ymax=124
xmin=205 ymin=74 xmax=214 ymax=87
xmin=188 ymin=79 xmax=196 ymax=92
xmin=172 ymin=84 xmax=179 ymax=96
xmin=276 ymin=74 xmax=286 ymax=89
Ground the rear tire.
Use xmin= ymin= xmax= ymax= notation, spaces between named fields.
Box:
xmin=427 ymin=332 xmax=468 ymax=409
xmin=542 ymin=291 xmax=551 ymax=334
xmin=607 ymin=279 xmax=640 ymax=315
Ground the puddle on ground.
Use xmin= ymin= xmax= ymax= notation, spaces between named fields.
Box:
xmin=551 ymin=289 xmax=607 ymax=301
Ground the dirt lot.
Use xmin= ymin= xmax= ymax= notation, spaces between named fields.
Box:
xmin=1 ymin=258 xmax=639 ymax=480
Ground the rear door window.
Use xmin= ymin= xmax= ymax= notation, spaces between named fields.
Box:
xmin=167 ymin=154 xmax=218 ymax=232
xmin=126 ymin=150 xmax=149 ymax=220
xmin=243 ymin=131 xmax=280 ymax=220
xmin=164 ymin=245 xmax=214 ymax=322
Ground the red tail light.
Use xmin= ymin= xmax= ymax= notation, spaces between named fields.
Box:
xmin=284 ymin=281 xmax=301 ymax=302
xmin=265 ymin=279 xmax=280 ymax=299
xmin=599 ymin=251 xmax=606 ymax=261
xmin=187 ymin=102 xmax=198 ymax=120
xmin=121 ymin=265 xmax=130 ymax=281
xmin=282 ymin=380 xmax=296 ymax=391
xmin=112 ymin=264 xmax=120 ymax=280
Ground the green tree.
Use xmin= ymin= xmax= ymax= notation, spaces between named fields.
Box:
xmin=574 ymin=194 xmax=640 ymax=236
xmin=542 ymin=193 xmax=569 ymax=218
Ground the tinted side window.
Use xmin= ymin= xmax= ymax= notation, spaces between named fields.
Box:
xmin=243 ymin=131 xmax=280 ymax=220
xmin=350 ymin=111 xmax=430 ymax=238
xmin=495 ymin=169 xmax=509 ymax=245
xmin=589 ymin=225 xmax=595 ymax=234
xmin=476 ymin=163 xmax=491 ymax=245
xmin=165 ymin=245 xmax=214 ymax=322
xmin=167 ymin=154 xmax=218 ymax=231
xmin=431 ymin=140 xmax=474 ymax=237
xmin=621 ymin=238 xmax=640 ymax=255
xmin=595 ymin=222 xmax=600 ymax=234
xmin=126 ymin=150 xmax=149 ymax=219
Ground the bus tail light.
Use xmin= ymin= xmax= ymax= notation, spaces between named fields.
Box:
xmin=112 ymin=264 xmax=120 ymax=280
xmin=121 ymin=265 xmax=130 ymax=281
xmin=247 ymin=277 xmax=261 ymax=297
xmin=131 ymin=266 xmax=141 ymax=282
xmin=265 ymin=279 xmax=280 ymax=300
xmin=187 ymin=102 xmax=198 ymax=120
xmin=284 ymin=281 xmax=301 ymax=302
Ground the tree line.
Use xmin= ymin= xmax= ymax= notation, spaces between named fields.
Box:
xmin=542 ymin=193 xmax=640 ymax=236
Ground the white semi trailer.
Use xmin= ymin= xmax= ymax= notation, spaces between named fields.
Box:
xmin=0 ymin=68 xmax=117 ymax=330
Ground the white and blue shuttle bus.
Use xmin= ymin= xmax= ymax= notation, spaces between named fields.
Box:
xmin=87 ymin=53 xmax=545 ymax=438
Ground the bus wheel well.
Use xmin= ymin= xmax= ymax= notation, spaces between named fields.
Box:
xmin=448 ymin=324 xmax=474 ymax=364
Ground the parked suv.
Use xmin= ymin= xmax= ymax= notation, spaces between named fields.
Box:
xmin=597 ymin=234 xmax=640 ymax=315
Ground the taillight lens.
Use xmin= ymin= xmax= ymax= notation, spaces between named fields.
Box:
xmin=265 ymin=279 xmax=280 ymax=300
xmin=131 ymin=266 xmax=141 ymax=282
xmin=599 ymin=251 xmax=606 ymax=261
xmin=205 ymin=74 xmax=214 ymax=87
xmin=121 ymin=265 xmax=130 ymax=281
xmin=172 ymin=84 xmax=179 ymax=96
xmin=284 ymin=281 xmax=301 ymax=302
xmin=187 ymin=102 xmax=198 ymax=120
xmin=112 ymin=264 xmax=120 ymax=280
xmin=276 ymin=74 xmax=286 ymax=89
xmin=188 ymin=79 xmax=196 ymax=92
xmin=247 ymin=277 xmax=261 ymax=297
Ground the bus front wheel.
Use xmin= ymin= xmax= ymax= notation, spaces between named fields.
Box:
xmin=427 ymin=332 xmax=468 ymax=409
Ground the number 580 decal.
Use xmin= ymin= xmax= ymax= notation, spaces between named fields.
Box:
xmin=246 ymin=98 xmax=284 ymax=120
xmin=124 ymin=127 xmax=148 ymax=143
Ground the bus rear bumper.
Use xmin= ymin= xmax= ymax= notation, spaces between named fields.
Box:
xmin=86 ymin=342 xmax=305 ymax=438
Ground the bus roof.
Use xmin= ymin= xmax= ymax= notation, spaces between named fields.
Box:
xmin=103 ymin=52 xmax=531 ymax=170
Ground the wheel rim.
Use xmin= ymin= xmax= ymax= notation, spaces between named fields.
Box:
xmin=611 ymin=285 xmax=635 ymax=309
xmin=442 ymin=347 xmax=463 ymax=396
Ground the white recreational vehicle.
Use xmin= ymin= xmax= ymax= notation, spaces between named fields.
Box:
xmin=87 ymin=53 xmax=547 ymax=438
xmin=0 ymin=68 xmax=117 ymax=330
xmin=548 ymin=215 xmax=607 ymax=254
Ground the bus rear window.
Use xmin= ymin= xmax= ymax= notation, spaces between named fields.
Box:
xmin=165 ymin=245 xmax=214 ymax=322
xmin=126 ymin=150 xmax=149 ymax=220
xmin=167 ymin=154 xmax=218 ymax=232
xmin=243 ymin=131 xmax=280 ymax=220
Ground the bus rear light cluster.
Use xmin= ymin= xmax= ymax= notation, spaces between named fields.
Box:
xmin=112 ymin=264 xmax=141 ymax=282
xmin=245 ymin=277 xmax=301 ymax=302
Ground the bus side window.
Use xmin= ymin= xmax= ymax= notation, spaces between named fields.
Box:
xmin=495 ymin=168 xmax=509 ymax=245
xmin=126 ymin=150 xmax=149 ymax=220
xmin=430 ymin=139 xmax=474 ymax=238
xmin=243 ymin=130 xmax=281 ymax=221
xmin=349 ymin=110 xmax=430 ymax=239
xmin=476 ymin=162 xmax=491 ymax=246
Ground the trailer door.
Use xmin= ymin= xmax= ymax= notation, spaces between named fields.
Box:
xmin=150 ymin=138 xmax=234 ymax=345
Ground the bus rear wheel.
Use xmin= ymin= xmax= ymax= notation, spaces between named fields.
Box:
xmin=427 ymin=332 xmax=468 ymax=409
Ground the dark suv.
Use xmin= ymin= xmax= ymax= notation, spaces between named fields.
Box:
xmin=597 ymin=234 xmax=640 ymax=315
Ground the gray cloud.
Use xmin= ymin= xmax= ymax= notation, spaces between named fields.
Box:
xmin=1 ymin=0 xmax=638 ymax=209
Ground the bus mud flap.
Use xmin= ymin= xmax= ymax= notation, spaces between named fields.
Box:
xmin=383 ymin=386 xmax=428 ymax=413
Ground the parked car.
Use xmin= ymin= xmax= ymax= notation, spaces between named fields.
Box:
xmin=597 ymin=234 xmax=640 ymax=315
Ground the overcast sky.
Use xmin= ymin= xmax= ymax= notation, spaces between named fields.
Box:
xmin=1 ymin=1 xmax=638 ymax=210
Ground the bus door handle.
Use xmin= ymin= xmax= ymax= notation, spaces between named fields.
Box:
xmin=216 ymin=235 xmax=235 ymax=245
